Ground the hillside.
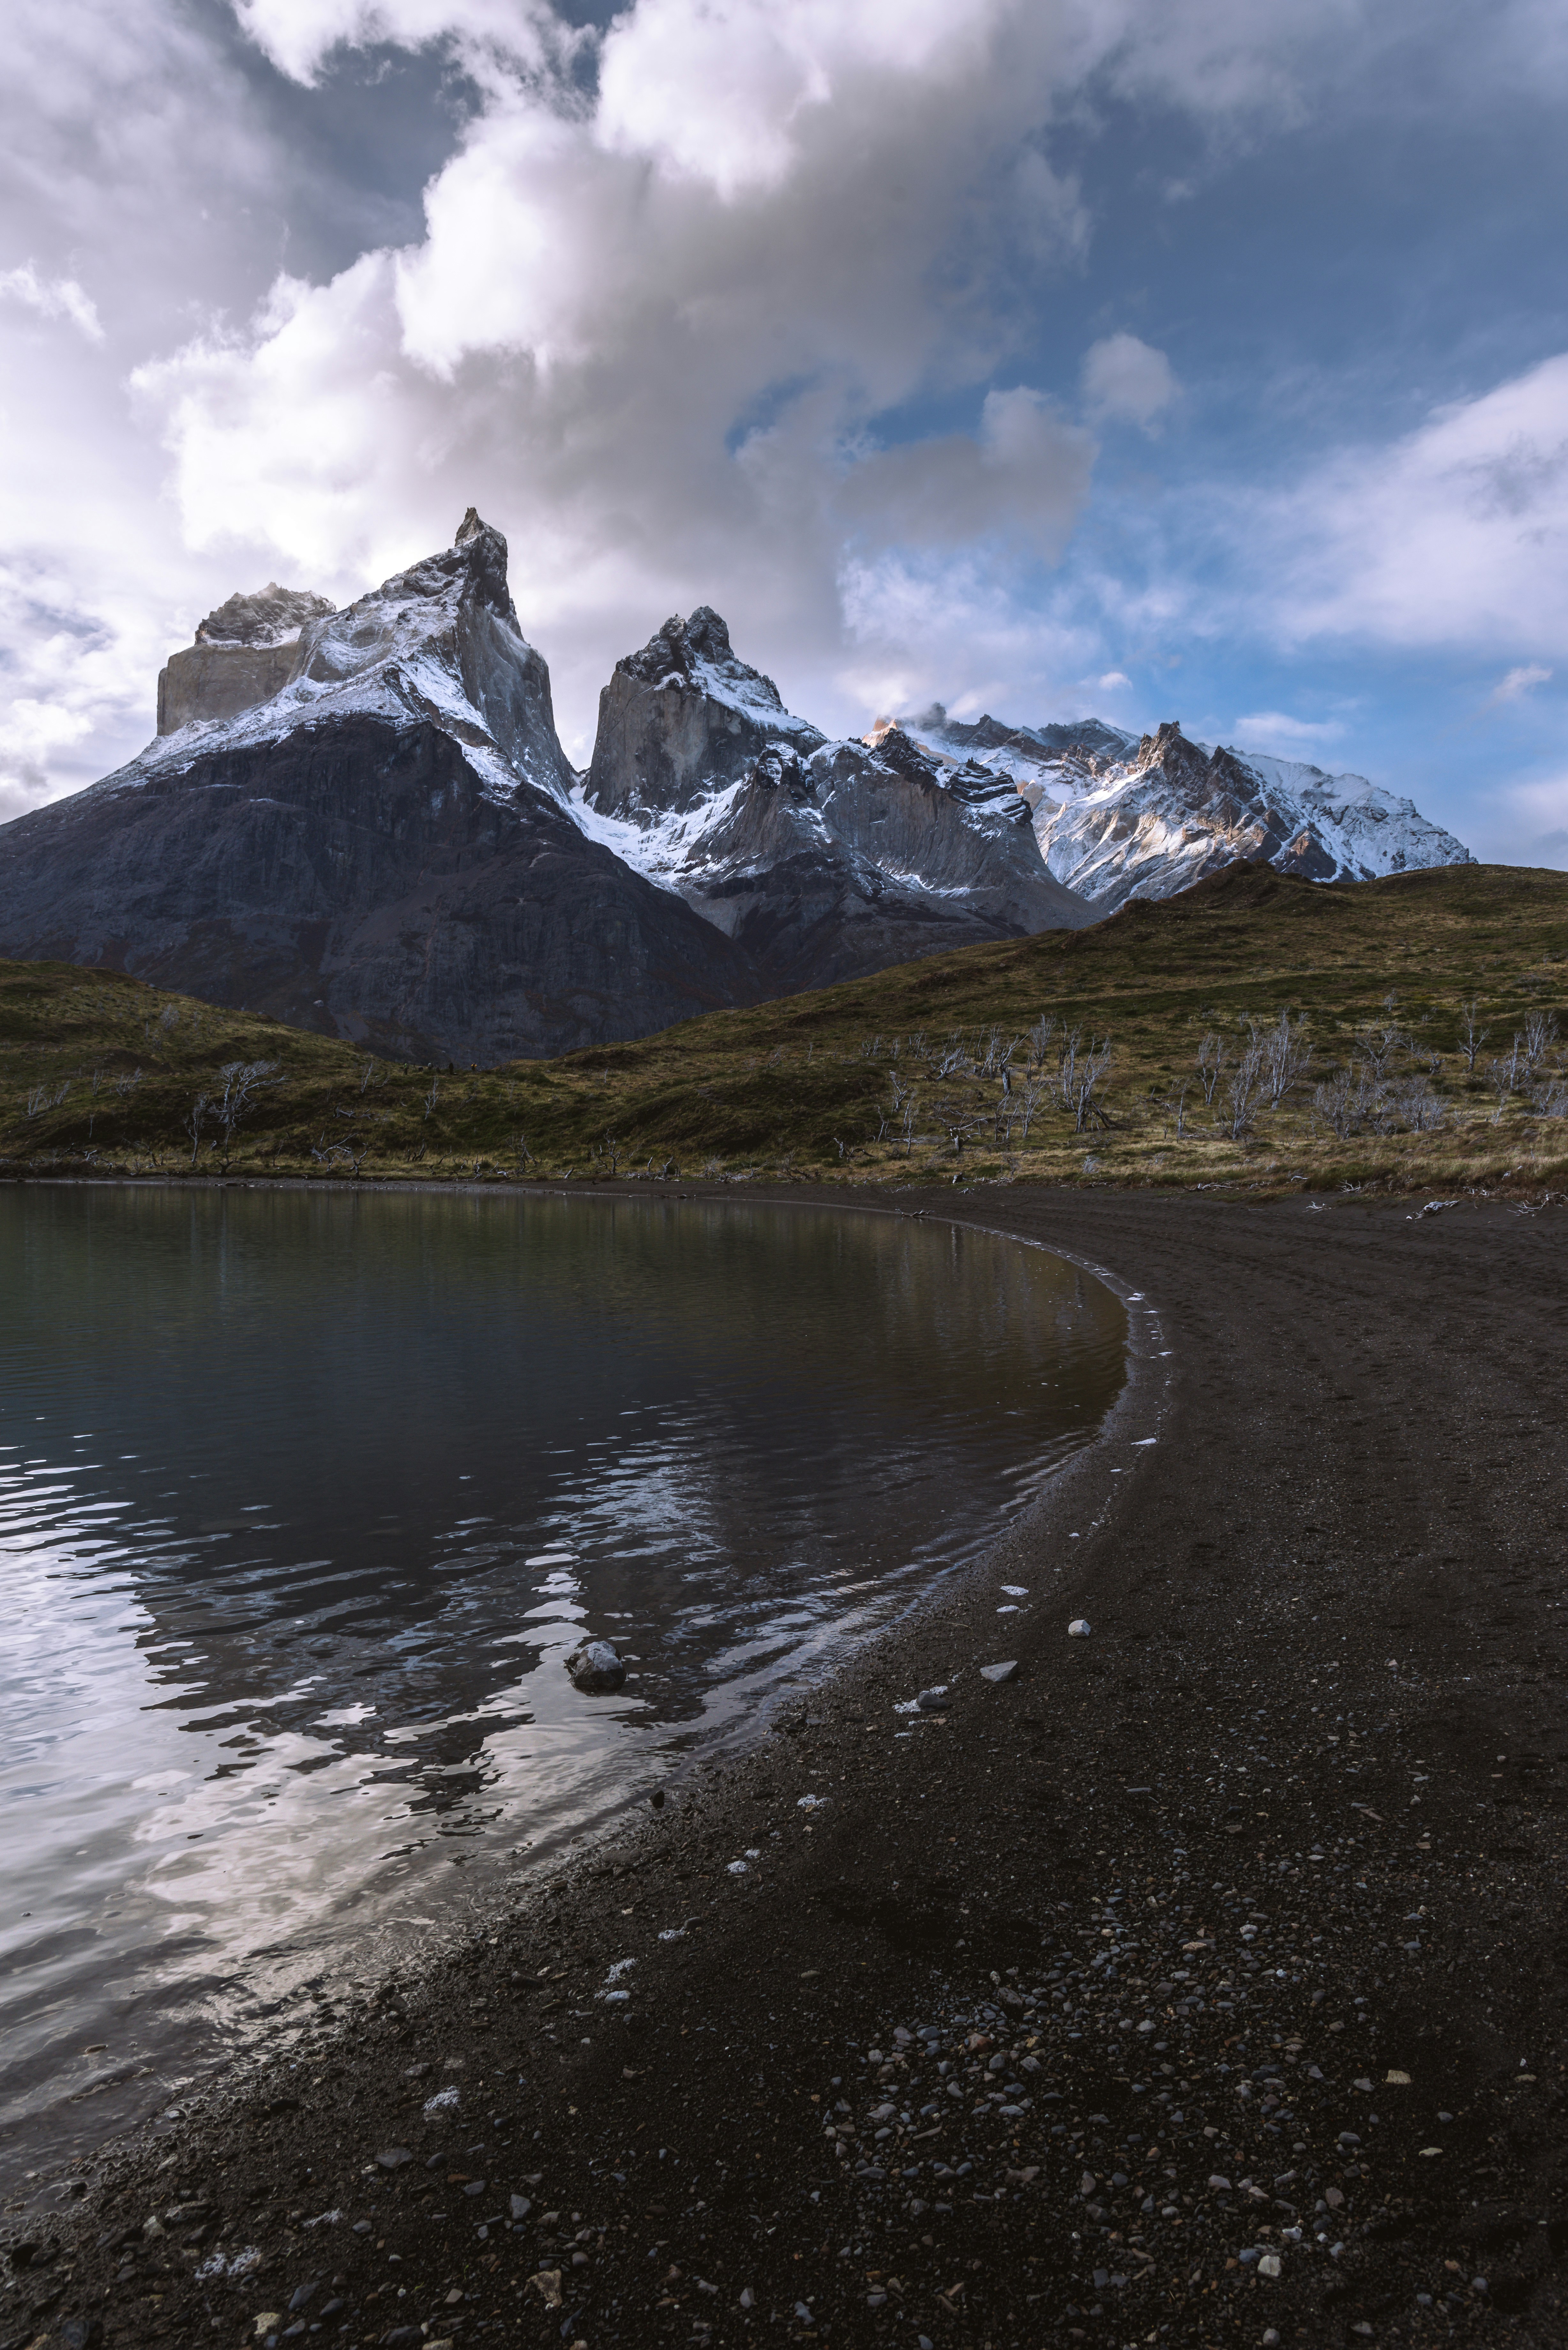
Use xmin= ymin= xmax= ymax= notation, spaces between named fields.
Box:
xmin=2 ymin=862 xmax=1565 ymax=1197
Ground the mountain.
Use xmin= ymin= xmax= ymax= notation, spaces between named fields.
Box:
xmin=576 ymin=610 xmax=1091 ymax=991
xmin=0 ymin=514 xmax=757 ymax=1062
xmin=0 ymin=521 xmax=1092 ymax=1061
xmin=894 ymin=707 xmax=1474 ymax=912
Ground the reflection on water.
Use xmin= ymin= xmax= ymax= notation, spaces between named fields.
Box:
xmin=0 ymin=1186 xmax=1124 ymax=2182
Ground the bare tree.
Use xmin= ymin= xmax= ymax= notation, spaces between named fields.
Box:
xmin=1394 ymin=1073 xmax=1446 ymax=1132
xmin=1262 ymin=1009 xmax=1312 ymax=1108
xmin=1027 ymin=1013 xmax=1056 ymax=1072
xmin=1485 ymin=1051 xmax=1517 ymax=1122
xmin=900 ymin=1091 xmax=919 ymax=1157
xmin=1458 ymin=999 xmax=1490 ymax=1072
xmin=1056 ymin=1026 xmax=1082 ymax=1109
xmin=1312 ymin=1068 xmax=1357 ymax=1140
xmin=213 ymin=1059 xmax=279 ymax=1165
xmin=1523 ymin=1009 xmax=1559 ymax=1076
xmin=1223 ymin=1034 xmax=1268 ymax=1138
xmin=1354 ymin=1020 xmax=1407 ymax=1083
xmin=1196 ymin=1032 xmax=1226 ymax=1107
xmin=1016 ymin=1078 xmax=1046 ymax=1142
xmin=423 ymin=1075 xmax=441 ymax=1119
xmin=1067 ymin=1037 xmax=1113 ymax=1133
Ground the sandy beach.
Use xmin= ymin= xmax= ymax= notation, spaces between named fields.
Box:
xmin=5 ymin=1182 xmax=1567 ymax=2350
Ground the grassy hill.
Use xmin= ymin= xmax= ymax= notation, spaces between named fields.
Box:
xmin=3 ymin=861 xmax=1565 ymax=1197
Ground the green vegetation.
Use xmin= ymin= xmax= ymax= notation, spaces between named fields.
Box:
xmin=3 ymin=861 xmax=1566 ymax=1196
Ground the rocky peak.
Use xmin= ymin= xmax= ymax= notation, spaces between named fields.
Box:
xmin=194 ymin=584 xmax=335 ymax=649
xmin=588 ymin=608 xmax=821 ymax=820
xmin=617 ymin=606 xmax=787 ymax=711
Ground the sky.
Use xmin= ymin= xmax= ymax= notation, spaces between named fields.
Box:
xmin=2 ymin=0 xmax=1566 ymax=863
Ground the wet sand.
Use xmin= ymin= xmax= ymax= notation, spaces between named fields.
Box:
xmin=5 ymin=1183 xmax=1568 ymax=2350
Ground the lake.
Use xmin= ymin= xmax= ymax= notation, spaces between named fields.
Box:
xmin=0 ymin=1184 xmax=1123 ymax=2186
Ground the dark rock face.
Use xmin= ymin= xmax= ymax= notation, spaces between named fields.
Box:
xmin=0 ymin=716 xmax=756 ymax=1063
xmin=584 ymin=610 xmax=1093 ymax=990
xmin=0 ymin=522 xmax=756 ymax=1061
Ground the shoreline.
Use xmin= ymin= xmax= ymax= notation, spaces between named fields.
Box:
xmin=5 ymin=1182 xmax=1567 ymax=2350
xmin=0 ymin=1183 xmax=1144 ymax=2204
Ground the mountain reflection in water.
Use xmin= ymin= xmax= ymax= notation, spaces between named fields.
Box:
xmin=0 ymin=1186 xmax=1123 ymax=2183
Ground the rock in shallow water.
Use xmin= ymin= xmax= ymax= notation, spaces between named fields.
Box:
xmin=565 ymin=1640 xmax=627 ymax=1693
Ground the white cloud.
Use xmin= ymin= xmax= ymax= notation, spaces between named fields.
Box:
xmin=1232 ymin=708 xmax=1346 ymax=749
xmin=1097 ymin=669 xmax=1132 ymax=689
xmin=1081 ymin=332 xmax=1177 ymax=431
xmin=7 ymin=0 xmax=1568 ymax=821
xmin=0 ymin=262 xmax=103 ymax=341
xmin=1262 ymin=352 xmax=1568 ymax=657
xmin=1488 ymin=662 xmax=1553 ymax=704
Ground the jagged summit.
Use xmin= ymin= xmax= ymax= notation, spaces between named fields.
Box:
xmin=579 ymin=609 xmax=1093 ymax=982
xmin=893 ymin=706 xmax=1472 ymax=906
xmin=194 ymin=584 xmax=336 ymax=649
xmin=617 ymin=606 xmax=786 ymax=709
xmin=587 ymin=608 xmax=823 ymax=822
xmin=144 ymin=512 xmax=571 ymax=803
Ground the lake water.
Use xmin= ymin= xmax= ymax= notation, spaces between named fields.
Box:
xmin=0 ymin=1185 xmax=1124 ymax=2186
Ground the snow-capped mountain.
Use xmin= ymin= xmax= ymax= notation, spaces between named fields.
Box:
xmin=0 ymin=520 xmax=1089 ymax=1059
xmin=0 ymin=515 xmax=757 ymax=1061
xmin=893 ymin=706 xmax=1474 ymax=913
xmin=577 ymin=610 xmax=1090 ymax=991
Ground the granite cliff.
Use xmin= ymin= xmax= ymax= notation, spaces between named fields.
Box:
xmin=577 ymin=609 xmax=1092 ymax=990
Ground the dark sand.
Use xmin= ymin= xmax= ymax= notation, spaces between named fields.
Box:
xmin=6 ymin=1184 xmax=1568 ymax=2350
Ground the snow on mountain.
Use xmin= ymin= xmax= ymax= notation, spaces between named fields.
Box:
xmin=892 ymin=705 xmax=1473 ymax=911
xmin=139 ymin=506 xmax=575 ymax=810
xmin=579 ymin=611 xmax=1092 ymax=991
xmin=0 ymin=515 xmax=754 ymax=1062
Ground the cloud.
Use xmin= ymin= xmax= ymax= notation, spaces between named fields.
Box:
xmin=1488 ymin=662 xmax=1553 ymax=705
xmin=835 ymin=390 xmax=1095 ymax=560
xmin=1082 ymin=332 xmax=1177 ymax=432
xmin=0 ymin=262 xmax=103 ymax=341
xmin=1231 ymin=709 xmax=1346 ymax=750
xmin=9 ymin=0 xmax=1568 ymax=823
xmin=1260 ymin=352 xmax=1568 ymax=657
xmin=1097 ymin=669 xmax=1132 ymax=690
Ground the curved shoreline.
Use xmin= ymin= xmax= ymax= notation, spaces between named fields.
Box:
xmin=7 ymin=1181 xmax=1568 ymax=2350
xmin=0 ymin=1186 xmax=1131 ymax=2199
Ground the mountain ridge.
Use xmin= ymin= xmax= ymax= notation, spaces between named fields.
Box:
xmin=0 ymin=511 xmax=1475 ymax=1059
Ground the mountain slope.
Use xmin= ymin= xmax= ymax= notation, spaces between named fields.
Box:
xmin=0 ymin=517 xmax=757 ymax=1061
xmin=895 ymin=707 xmax=1474 ymax=909
xmin=578 ymin=609 xmax=1093 ymax=990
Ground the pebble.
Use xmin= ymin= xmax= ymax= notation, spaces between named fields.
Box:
xmin=916 ymin=1687 xmax=950 ymax=1712
xmin=979 ymin=1661 xmax=1019 ymax=1685
xmin=375 ymin=2148 xmax=413 ymax=2170
xmin=1067 ymin=1618 xmax=1091 ymax=1637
